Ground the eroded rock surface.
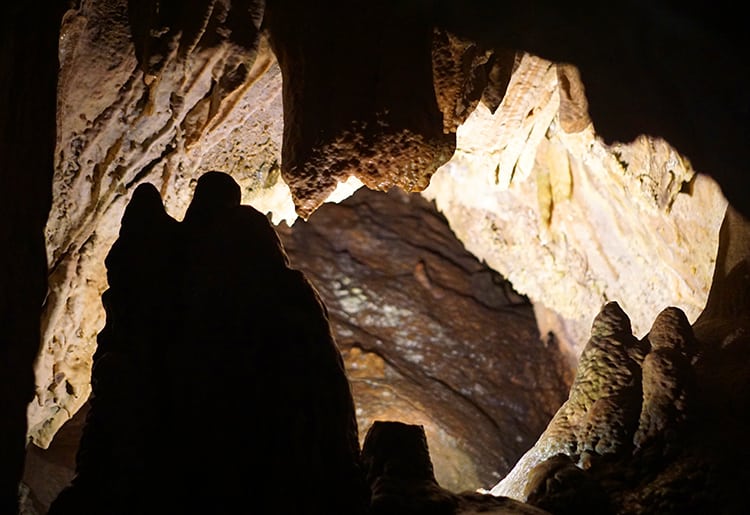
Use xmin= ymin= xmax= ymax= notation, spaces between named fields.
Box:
xmin=264 ymin=1 xmax=459 ymax=218
xmin=490 ymin=207 xmax=750 ymax=513
xmin=31 ymin=1 xmax=288 ymax=447
xmin=20 ymin=2 xmax=742 ymax=493
xmin=490 ymin=302 xmax=647 ymax=499
xmin=32 ymin=3 xmax=737 ymax=455
xmin=423 ymin=52 xmax=728 ymax=357
xmin=276 ymin=187 xmax=571 ymax=491
xmin=48 ymin=172 xmax=368 ymax=515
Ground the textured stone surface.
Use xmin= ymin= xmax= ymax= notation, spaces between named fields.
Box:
xmin=277 ymin=187 xmax=571 ymax=491
xmin=30 ymin=1 xmax=287 ymax=447
xmin=490 ymin=302 xmax=648 ymax=499
xmin=48 ymin=172 xmax=368 ymax=515
xmin=264 ymin=0 xmax=457 ymax=219
xmin=432 ymin=1 xmax=749 ymax=220
xmin=489 ymin=206 xmax=750 ymax=511
xmin=423 ymin=52 xmax=728 ymax=358
xmin=30 ymin=4 xmax=738 ymax=455
xmin=23 ymin=186 xmax=572 ymax=511
xmin=16 ymin=0 xmax=744 ymax=493
xmin=431 ymin=29 xmax=513 ymax=134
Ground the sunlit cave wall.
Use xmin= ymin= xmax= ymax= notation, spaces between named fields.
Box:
xmin=21 ymin=0 xmax=739 ymax=509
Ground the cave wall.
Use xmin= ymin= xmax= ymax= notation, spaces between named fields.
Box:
xmin=424 ymin=52 xmax=728 ymax=355
xmin=27 ymin=1 xmax=742 ymax=453
xmin=1 ymin=0 xmax=748 ymax=512
xmin=276 ymin=187 xmax=571 ymax=491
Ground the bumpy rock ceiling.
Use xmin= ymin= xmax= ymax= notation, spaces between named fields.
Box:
xmin=2 ymin=1 xmax=749 ymax=513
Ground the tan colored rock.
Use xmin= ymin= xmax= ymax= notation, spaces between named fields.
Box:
xmin=29 ymin=2 xmax=286 ymax=447
xmin=489 ymin=302 xmax=646 ymax=500
xmin=422 ymin=52 xmax=728 ymax=359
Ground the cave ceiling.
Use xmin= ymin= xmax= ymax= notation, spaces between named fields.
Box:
xmin=27 ymin=0 xmax=746 ymax=449
xmin=2 ymin=0 xmax=749 ymax=512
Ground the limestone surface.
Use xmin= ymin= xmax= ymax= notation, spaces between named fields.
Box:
xmin=423 ymin=52 xmax=728 ymax=357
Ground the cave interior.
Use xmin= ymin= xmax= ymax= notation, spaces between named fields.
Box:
xmin=1 ymin=1 xmax=749 ymax=514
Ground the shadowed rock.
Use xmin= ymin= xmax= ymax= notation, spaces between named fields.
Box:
xmin=634 ymin=307 xmax=698 ymax=454
xmin=494 ymin=273 xmax=750 ymax=513
xmin=525 ymin=453 xmax=612 ymax=515
xmin=574 ymin=302 xmax=648 ymax=457
xmin=362 ymin=420 xmax=550 ymax=515
xmin=50 ymin=172 xmax=368 ymax=514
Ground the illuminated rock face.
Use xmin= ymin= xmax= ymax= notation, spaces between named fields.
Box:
xmin=490 ymin=213 xmax=750 ymax=512
xmin=277 ymin=187 xmax=570 ymax=491
xmin=31 ymin=0 xmax=288 ymax=448
xmin=31 ymin=3 xmax=734 ymax=453
xmin=423 ymin=53 xmax=728 ymax=358
xmin=3 ymin=1 xmax=748 ymax=513
xmin=49 ymin=172 xmax=368 ymax=515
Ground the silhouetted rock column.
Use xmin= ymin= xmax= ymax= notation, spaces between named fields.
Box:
xmin=361 ymin=420 xmax=550 ymax=514
xmin=50 ymin=172 xmax=368 ymax=514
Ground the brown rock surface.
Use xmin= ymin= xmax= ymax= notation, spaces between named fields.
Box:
xmin=31 ymin=0 xmax=285 ymax=448
xmin=490 ymin=302 xmax=647 ymax=499
xmin=29 ymin=3 xmax=738 ymax=457
xmin=264 ymin=0 xmax=457 ymax=218
xmin=277 ymin=187 xmax=571 ymax=491
xmin=2 ymin=2 xmax=747 ymax=511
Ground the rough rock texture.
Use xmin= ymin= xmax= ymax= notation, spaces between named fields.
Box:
xmin=633 ymin=307 xmax=697 ymax=451
xmin=362 ymin=421 xmax=550 ymax=515
xmin=47 ymin=172 xmax=368 ymax=515
xmin=489 ymin=302 xmax=648 ymax=499
xmin=430 ymin=29 xmax=513 ymax=134
xmin=276 ymin=188 xmax=571 ymax=491
xmin=490 ymin=207 xmax=750 ymax=512
xmin=22 ymin=185 xmax=572 ymax=512
xmin=30 ymin=0 xmax=288 ymax=448
xmin=423 ymin=52 xmax=728 ymax=357
xmin=4 ymin=2 xmax=747 ymax=510
xmin=432 ymin=1 xmax=749 ymax=220
xmin=493 ymin=305 xmax=750 ymax=512
xmin=264 ymin=0 xmax=458 ymax=219
xmin=28 ymin=2 xmax=740 ymax=456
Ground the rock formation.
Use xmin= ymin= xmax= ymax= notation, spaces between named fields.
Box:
xmin=361 ymin=420 xmax=549 ymax=515
xmin=23 ymin=1 xmax=739 ymax=461
xmin=48 ymin=172 xmax=368 ymax=515
xmin=276 ymin=187 xmax=571 ymax=491
xmin=490 ymin=208 xmax=750 ymax=512
xmin=1 ymin=1 xmax=748 ymax=513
